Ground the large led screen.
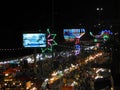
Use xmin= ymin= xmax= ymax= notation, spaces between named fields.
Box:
xmin=63 ymin=29 xmax=85 ymax=42
xmin=23 ymin=33 xmax=46 ymax=48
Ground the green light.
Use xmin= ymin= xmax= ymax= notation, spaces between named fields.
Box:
xmin=94 ymin=38 xmax=98 ymax=42
xmin=103 ymin=35 xmax=109 ymax=39
xmin=90 ymin=32 xmax=93 ymax=36
xmin=41 ymin=28 xmax=57 ymax=53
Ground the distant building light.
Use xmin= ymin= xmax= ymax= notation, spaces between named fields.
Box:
xmin=97 ymin=8 xmax=99 ymax=11
xmin=101 ymin=8 xmax=103 ymax=10
xmin=96 ymin=8 xmax=103 ymax=11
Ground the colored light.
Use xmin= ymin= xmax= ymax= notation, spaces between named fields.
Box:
xmin=41 ymin=28 xmax=57 ymax=53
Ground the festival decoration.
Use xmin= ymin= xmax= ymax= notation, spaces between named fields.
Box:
xmin=41 ymin=28 xmax=57 ymax=53
xmin=74 ymin=29 xmax=85 ymax=55
xmin=90 ymin=29 xmax=113 ymax=42
xmin=74 ymin=44 xmax=81 ymax=55
xmin=101 ymin=30 xmax=113 ymax=41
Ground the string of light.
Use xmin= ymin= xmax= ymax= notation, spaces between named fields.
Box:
xmin=0 ymin=48 xmax=31 ymax=51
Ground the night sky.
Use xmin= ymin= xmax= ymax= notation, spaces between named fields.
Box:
xmin=0 ymin=0 xmax=119 ymax=48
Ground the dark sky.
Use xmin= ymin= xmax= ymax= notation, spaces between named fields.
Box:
xmin=0 ymin=0 xmax=119 ymax=48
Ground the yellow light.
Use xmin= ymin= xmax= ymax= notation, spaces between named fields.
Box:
xmin=5 ymin=74 xmax=9 ymax=76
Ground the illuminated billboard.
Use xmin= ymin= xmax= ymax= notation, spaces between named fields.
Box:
xmin=23 ymin=33 xmax=46 ymax=48
xmin=63 ymin=29 xmax=85 ymax=42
